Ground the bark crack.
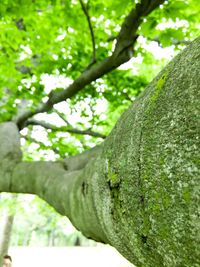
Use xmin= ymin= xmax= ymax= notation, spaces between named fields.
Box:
xmin=138 ymin=125 xmax=145 ymax=208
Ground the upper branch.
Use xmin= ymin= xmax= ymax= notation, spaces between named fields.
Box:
xmin=26 ymin=119 xmax=106 ymax=139
xmin=113 ymin=0 xmax=165 ymax=57
xmin=15 ymin=0 xmax=165 ymax=130
xmin=79 ymin=0 xmax=96 ymax=68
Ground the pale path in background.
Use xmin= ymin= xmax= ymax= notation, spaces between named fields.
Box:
xmin=9 ymin=246 xmax=135 ymax=267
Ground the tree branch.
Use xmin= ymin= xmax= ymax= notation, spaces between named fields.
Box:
xmin=152 ymin=37 xmax=191 ymax=46
xmin=79 ymin=0 xmax=96 ymax=69
xmin=15 ymin=0 xmax=165 ymax=130
xmin=113 ymin=0 xmax=165 ymax=57
xmin=25 ymin=119 xmax=107 ymax=139
xmin=63 ymin=144 xmax=102 ymax=171
xmin=53 ymin=110 xmax=70 ymax=125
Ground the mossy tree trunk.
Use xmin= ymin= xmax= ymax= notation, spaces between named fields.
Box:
xmin=0 ymin=38 xmax=199 ymax=267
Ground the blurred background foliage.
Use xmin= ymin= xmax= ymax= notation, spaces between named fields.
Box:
xmin=0 ymin=0 xmax=199 ymax=248
xmin=0 ymin=193 xmax=96 ymax=247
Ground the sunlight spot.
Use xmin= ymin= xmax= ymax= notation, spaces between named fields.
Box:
xmin=68 ymin=27 xmax=75 ymax=33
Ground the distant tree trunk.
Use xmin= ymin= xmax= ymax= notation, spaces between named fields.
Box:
xmin=47 ymin=230 xmax=54 ymax=246
xmin=48 ymin=230 xmax=56 ymax=246
xmin=52 ymin=230 xmax=56 ymax=246
xmin=0 ymin=214 xmax=15 ymax=265
xmin=23 ymin=232 xmax=32 ymax=246
xmin=74 ymin=236 xmax=81 ymax=246
xmin=0 ymin=194 xmax=17 ymax=266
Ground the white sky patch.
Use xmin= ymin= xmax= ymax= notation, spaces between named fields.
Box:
xmin=20 ymin=137 xmax=26 ymax=146
xmin=120 ymin=36 xmax=176 ymax=72
xmin=97 ymin=14 xmax=104 ymax=22
xmin=143 ymin=42 xmax=174 ymax=60
xmin=52 ymin=54 xmax=58 ymax=60
xmin=96 ymin=82 xmax=107 ymax=93
xmin=54 ymin=101 xmax=72 ymax=115
xmin=21 ymin=75 xmax=37 ymax=88
xmin=156 ymin=19 xmax=189 ymax=30
xmin=40 ymin=150 xmax=57 ymax=160
xmin=19 ymin=45 xmax=32 ymax=60
xmin=28 ymin=142 xmax=40 ymax=151
xmin=119 ymin=53 xmax=143 ymax=72
xmin=34 ymin=113 xmax=66 ymax=127
xmin=56 ymin=30 xmax=67 ymax=41
xmin=54 ymin=97 xmax=108 ymax=127
xmin=34 ymin=149 xmax=56 ymax=161
xmin=111 ymin=39 xmax=117 ymax=54
xmin=117 ymin=18 xmax=191 ymax=72
xmin=95 ymin=98 xmax=108 ymax=114
xmin=22 ymin=139 xmax=58 ymax=160
xmin=20 ymin=127 xmax=28 ymax=136
xmin=99 ymin=113 xmax=106 ymax=121
xmin=68 ymin=27 xmax=75 ymax=33
xmin=59 ymin=218 xmax=76 ymax=234
xmin=105 ymin=19 xmax=110 ymax=27
xmin=40 ymin=74 xmax=72 ymax=94
xmin=138 ymin=36 xmax=175 ymax=60
xmin=31 ymin=126 xmax=51 ymax=145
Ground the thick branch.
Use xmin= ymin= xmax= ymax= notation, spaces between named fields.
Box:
xmin=0 ymin=126 xmax=104 ymax=241
xmin=26 ymin=119 xmax=106 ymax=139
xmin=9 ymin=161 xmax=107 ymax=243
xmin=15 ymin=0 xmax=164 ymax=130
xmin=63 ymin=144 xmax=102 ymax=171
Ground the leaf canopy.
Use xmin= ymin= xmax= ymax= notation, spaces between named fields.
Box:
xmin=0 ymin=0 xmax=199 ymax=159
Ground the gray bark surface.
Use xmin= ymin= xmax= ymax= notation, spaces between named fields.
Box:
xmin=0 ymin=37 xmax=199 ymax=266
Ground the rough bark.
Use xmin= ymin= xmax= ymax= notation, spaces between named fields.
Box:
xmin=0 ymin=37 xmax=199 ymax=266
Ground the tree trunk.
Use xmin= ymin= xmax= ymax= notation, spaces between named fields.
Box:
xmin=0 ymin=37 xmax=199 ymax=266
xmin=0 ymin=214 xmax=15 ymax=266
xmin=0 ymin=215 xmax=14 ymax=251
xmin=0 ymin=194 xmax=17 ymax=266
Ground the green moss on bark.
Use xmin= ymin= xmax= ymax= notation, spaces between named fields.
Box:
xmin=96 ymin=37 xmax=200 ymax=266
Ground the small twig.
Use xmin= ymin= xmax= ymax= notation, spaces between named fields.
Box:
xmin=53 ymin=109 xmax=71 ymax=125
xmin=147 ymin=36 xmax=191 ymax=47
xmin=21 ymin=134 xmax=60 ymax=154
xmin=79 ymin=0 xmax=96 ymax=69
xmin=26 ymin=119 xmax=107 ymax=139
